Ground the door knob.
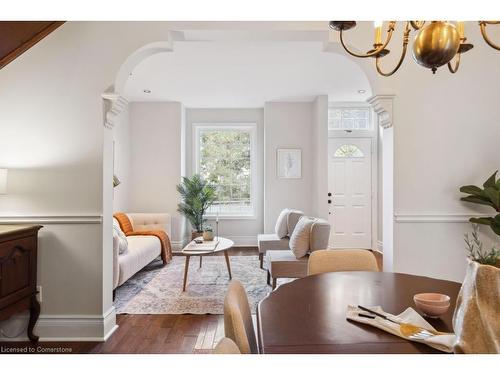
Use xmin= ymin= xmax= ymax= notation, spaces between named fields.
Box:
xmin=328 ymin=192 xmax=332 ymax=197
xmin=328 ymin=199 xmax=332 ymax=204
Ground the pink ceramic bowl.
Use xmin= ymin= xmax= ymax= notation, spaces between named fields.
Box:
xmin=414 ymin=293 xmax=450 ymax=307
xmin=414 ymin=299 xmax=450 ymax=318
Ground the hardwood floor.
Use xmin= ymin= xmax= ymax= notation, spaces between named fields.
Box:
xmin=0 ymin=247 xmax=382 ymax=354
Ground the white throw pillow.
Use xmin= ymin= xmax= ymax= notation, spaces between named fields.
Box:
xmin=274 ymin=209 xmax=290 ymax=239
xmin=289 ymin=216 xmax=316 ymax=259
xmin=113 ymin=220 xmax=128 ymax=255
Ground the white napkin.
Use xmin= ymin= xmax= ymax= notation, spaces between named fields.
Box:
xmin=346 ymin=305 xmax=456 ymax=353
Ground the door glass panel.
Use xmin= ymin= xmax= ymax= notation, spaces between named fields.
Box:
xmin=334 ymin=144 xmax=364 ymax=158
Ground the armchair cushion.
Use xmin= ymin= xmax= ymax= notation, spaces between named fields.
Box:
xmin=287 ymin=209 xmax=304 ymax=235
xmin=266 ymin=250 xmax=309 ymax=279
xmin=258 ymin=234 xmax=290 ymax=254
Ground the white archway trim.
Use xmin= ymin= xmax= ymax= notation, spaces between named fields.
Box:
xmin=368 ymin=94 xmax=395 ymax=129
xmin=114 ymin=40 xmax=175 ymax=94
xmin=102 ymin=93 xmax=128 ymax=129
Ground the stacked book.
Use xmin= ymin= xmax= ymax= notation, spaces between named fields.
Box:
xmin=183 ymin=238 xmax=220 ymax=252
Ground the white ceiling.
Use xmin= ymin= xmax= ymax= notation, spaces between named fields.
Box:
xmin=124 ymin=41 xmax=372 ymax=107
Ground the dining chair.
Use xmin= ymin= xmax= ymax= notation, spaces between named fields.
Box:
xmin=307 ymin=249 xmax=379 ymax=276
xmin=213 ymin=337 xmax=241 ymax=354
xmin=223 ymin=280 xmax=258 ymax=354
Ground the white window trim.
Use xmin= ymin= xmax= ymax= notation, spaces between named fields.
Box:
xmin=328 ymin=102 xmax=375 ymax=138
xmin=193 ymin=122 xmax=257 ymax=219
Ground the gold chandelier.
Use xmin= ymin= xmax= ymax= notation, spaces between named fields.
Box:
xmin=329 ymin=21 xmax=500 ymax=76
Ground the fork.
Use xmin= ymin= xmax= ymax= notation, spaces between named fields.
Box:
xmin=357 ymin=305 xmax=446 ymax=340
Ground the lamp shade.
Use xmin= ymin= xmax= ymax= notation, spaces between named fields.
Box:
xmin=0 ymin=169 xmax=7 ymax=194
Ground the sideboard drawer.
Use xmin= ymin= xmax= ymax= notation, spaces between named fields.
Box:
xmin=0 ymin=237 xmax=35 ymax=299
xmin=0 ymin=225 xmax=42 ymax=343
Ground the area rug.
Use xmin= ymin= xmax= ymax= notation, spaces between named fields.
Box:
xmin=115 ymin=255 xmax=288 ymax=314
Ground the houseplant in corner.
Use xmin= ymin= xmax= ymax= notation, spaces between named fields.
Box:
xmin=454 ymin=171 xmax=500 ymax=353
xmin=177 ymin=174 xmax=217 ymax=240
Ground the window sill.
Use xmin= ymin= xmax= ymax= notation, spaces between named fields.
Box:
xmin=205 ymin=215 xmax=257 ymax=221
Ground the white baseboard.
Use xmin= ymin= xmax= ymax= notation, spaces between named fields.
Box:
xmin=228 ymin=235 xmax=257 ymax=247
xmin=0 ymin=307 xmax=117 ymax=342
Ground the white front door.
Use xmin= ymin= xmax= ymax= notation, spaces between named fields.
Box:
xmin=328 ymin=138 xmax=372 ymax=249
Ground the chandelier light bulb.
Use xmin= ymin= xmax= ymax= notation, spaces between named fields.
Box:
xmin=373 ymin=21 xmax=383 ymax=44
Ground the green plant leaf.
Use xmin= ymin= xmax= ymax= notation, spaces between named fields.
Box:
xmin=459 ymin=185 xmax=483 ymax=195
xmin=484 ymin=187 xmax=500 ymax=211
xmin=491 ymin=222 xmax=500 ymax=236
xmin=469 ymin=217 xmax=494 ymax=225
xmin=460 ymin=196 xmax=496 ymax=208
xmin=483 ymin=170 xmax=498 ymax=189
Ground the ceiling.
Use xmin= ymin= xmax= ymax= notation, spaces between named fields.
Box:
xmin=0 ymin=21 xmax=64 ymax=70
xmin=124 ymin=41 xmax=372 ymax=107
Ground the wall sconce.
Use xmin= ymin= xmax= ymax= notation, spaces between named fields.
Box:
xmin=0 ymin=169 xmax=7 ymax=194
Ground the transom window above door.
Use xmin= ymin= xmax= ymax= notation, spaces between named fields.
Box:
xmin=328 ymin=107 xmax=371 ymax=131
xmin=194 ymin=123 xmax=256 ymax=217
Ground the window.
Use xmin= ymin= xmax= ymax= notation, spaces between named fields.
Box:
xmin=334 ymin=144 xmax=364 ymax=158
xmin=194 ymin=124 xmax=256 ymax=217
xmin=328 ymin=107 xmax=371 ymax=130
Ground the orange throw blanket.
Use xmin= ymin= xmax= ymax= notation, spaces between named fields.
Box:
xmin=113 ymin=212 xmax=172 ymax=265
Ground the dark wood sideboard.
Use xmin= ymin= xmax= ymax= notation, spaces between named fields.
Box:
xmin=0 ymin=225 xmax=43 ymax=343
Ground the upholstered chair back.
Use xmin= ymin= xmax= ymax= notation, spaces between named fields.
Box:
xmin=310 ymin=219 xmax=331 ymax=251
xmin=213 ymin=337 xmax=241 ymax=354
xmin=224 ymin=280 xmax=258 ymax=354
xmin=287 ymin=209 xmax=304 ymax=235
xmin=307 ymin=249 xmax=379 ymax=276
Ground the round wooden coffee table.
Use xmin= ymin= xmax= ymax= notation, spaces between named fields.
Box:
xmin=257 ymin=271 xmax=462 ymax=354
xmin=181 ymin=237 xmax=234 ymax=291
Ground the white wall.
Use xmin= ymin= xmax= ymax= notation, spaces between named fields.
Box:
xmin=112 ymin=105 xmax=130 ymax=212
xmin=312 ymin=96 xmax=329 ymax=220
xmin=263 ymin=102 xmax=315 ymax=232
xmin=377 ymin=123 xmax=383 ymax=251
xmin=127 ymin=102 xmax=184 ymax=247
xmin=185 ymin=108 xmax=265 ymax=246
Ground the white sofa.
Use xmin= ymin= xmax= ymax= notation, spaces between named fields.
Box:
xmin=113 ymin=213 xmax=172 ymax=290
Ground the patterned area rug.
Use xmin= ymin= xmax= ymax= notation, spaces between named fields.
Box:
xmin=115 ymin=255 xmax=285 ymax=314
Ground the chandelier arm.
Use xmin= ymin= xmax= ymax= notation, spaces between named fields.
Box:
xmin=339 ymin=22 xmax=396 ymax=58
xmin=479 ymin=22 xmax=500 ymax=51
xmin=447 ymin=52 xmax=461 ymax=74
xmin=410 ymin=21 xmax=425 ymax=30
xmin=374 ymin=23 xmax=411 ymax=77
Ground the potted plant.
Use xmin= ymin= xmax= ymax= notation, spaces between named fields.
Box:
xmin=177 ymin=174 xmax=217 ymax=240
xmin=454 ymin=172 xmax=500 ymax=353
xmin=202 ymin=225 xmax=214 ymax=241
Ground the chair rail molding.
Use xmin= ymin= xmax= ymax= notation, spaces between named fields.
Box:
xmin=102 ymin=92 xmax=128 ymax=129
xmin=367 ymin=94 xmax=395 ymax=129
xmin=394 ymin=213 xmax=479 ymax=223
xmin=0 ymin=214 xmax=102 ymax=224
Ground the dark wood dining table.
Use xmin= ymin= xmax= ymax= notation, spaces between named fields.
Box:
xmin=257 ymin=272 xmax=462 ymax=354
